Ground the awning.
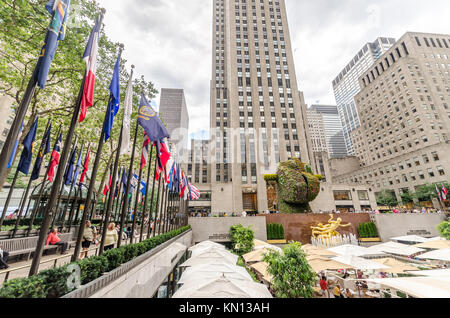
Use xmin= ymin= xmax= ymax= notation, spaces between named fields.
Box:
xmin=172 ymin=277 xmax=273 ymax=298
xmin=250 ymin=262 xmax=273 ymax=283
xmin=189 ymin=241 xmax=226 ymax=252
xmin=367 ymin=242 xmax=425 ymax=257
xmin=371 ymin=258 xmax=418 ymax=274
xmin=301 ymin=244 xmax=338 ymax=257
xmin=307 ymin=256 xmax=355 ymax=272
xmin=390 ymin=235 xmax=429 ymax=243
xmin=414 ymin=240 xmax=450 ymax=250
xmin=178 ymin=264 xmax=253 ymax=285
xmin=331 ymin=255 xmax=391 ymax=270
xmin=243 ymin=248 xmax=273 ymax=264
xmin=180 ymin=249 xmax=238 ymax=267
xmin=327 ymin=244 xmax=386 ymax=257
xmin=408 ymin=269 xmax=450 ymax=277
xmin=366 ymin=277 xmax=450 ymax=298
xmin=416 ymin=248 xmax=450 ymax=262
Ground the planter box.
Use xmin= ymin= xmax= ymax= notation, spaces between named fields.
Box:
xmin=359 ymin=237 xmax=381 ymax=242
xmin=267 ymin=239 xmax=287 ymax=244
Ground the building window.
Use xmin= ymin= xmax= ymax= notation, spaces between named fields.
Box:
xmin=358 ymin=190 xmax=369 ymax=201
xmin=333 ymin=190 xmax=352 ymax=201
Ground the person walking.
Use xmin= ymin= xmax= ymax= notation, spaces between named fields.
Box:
xmin=46 ymin=228 xmax=69 ymax=254
xmin=319 ymin=276 xmax=330 ymax=298
xmin=104 ymin=223 xmax=118 ymax=251
xmin=80 ymin=221 xmax=97 ymax=259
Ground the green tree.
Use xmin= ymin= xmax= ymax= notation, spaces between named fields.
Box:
xmin=400 ymin=192 xmax=414 ymax=204
xmin=230 ymin=224 xmax=254 ymax=255
xmin=437 ymin=221 xmax=450 ymax=240
xmin=413 ymin=183 xmax=450 ymax=202
xmin=0 ymin=0 xmax=157 ymax=192
xmin=263 ymin=242 xmax=317 ymax=298
xmin=376 ymin=190 xmax=398 ymax=208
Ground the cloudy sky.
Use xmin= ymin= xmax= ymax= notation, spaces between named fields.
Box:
xmin=95 ymin=0 xmax=450 ymax=139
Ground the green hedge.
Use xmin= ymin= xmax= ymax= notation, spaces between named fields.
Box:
xmin=230 ymin=224 xmax=254 ymax=255
xmin=0 ymin=225 xmax=191 ymax=298
xmin=267 ymin=223 xmax=285 ymax=240
xmin=0 ymin=218 xmax=43 ymax=228
xmin=358 ymin=222 xmax=379 ymax=238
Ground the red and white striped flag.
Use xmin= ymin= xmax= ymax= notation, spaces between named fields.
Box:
xmin=190 ymin=185 xmax=201 ymax=200
xmin=141 ymin=134 xmax=150 ymax=169
xmin=79 ymin=18 xmax=101 ymax=123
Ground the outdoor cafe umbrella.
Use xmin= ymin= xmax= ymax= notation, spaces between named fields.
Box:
xmin=306 ymin=255 xmax=355 ymax=272
xmin=189 ymin=240 xmax=226 ymax=252
xmin=180 ymin=249 xmax=238 ymax=267
xmin=416 ymin=248 xmax=450 ymax=262
xmin=331 ymin=255 xmax=391 ymax=270
xmin=180 ymin=263 xmax=251 ymax=281
xmin=301 ymin=244 xmax=338 ymax=257
xmin=172 ymin=277 xmax=273 ymax=298
xmin=367 ymin=241 xmax=425 ymax=257
xmin=371 ymin=258 xmax=418 ymax=274
xmin=243 ymin=248 xmax=273 ymax=264
xmin=328 ymin=244 xmax=386 ymax=257
xmin=250 ymin=262 xmax=273 ymax=283
xmin=414 ymin=240 xmax=450 ymax=250
xmin=390 ymin=235 xmax=429 ymax=244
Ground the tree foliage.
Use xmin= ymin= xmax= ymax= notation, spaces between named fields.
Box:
xmin=263 ymin=242 xmax=317 ymax=298
xmin=376 ymin=189 xmax=398 ymax=207
xmin=413 ymin=183 xmax=450 ymax=202
xmin=230 ymin=224 xmax=254 ymax=255
xmin=0 ymin=0 xmax=158 ymax=194
xmin=437 ymin=221 xmax=450 ymax=240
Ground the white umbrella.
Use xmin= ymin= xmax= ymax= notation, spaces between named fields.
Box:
xmin=180 ymin=250 xmax=238 ymax=267
xmin=190 ymin=246 xmax=229 ymax=257
xmin=178 ymin=266 xmax=253 ymax=284
xmin=331 ymin=255 xmax=391 ymax=270
xmin=327 ymin=244 xmax=385 ymax=257
xmin=408 ymin=269 xmax=450 ymax=277
xmin=416 ymin=248 xmax=450 ymax=262
xmin=368 ymin=242 xmax=425 ymax=256
xmin=366 ymin=277 xmax=450 ymax=298
xmin=189 ymin=241 xmax=226 ymax=252
xmin=173 ymin=277 xmax=273 ymax=298
xmin=390 ymin=235 xmax=429 ymax=243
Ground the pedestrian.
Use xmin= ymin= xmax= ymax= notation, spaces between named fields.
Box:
xmin=0 ymin=244 xmax=9 ymax=269
xmin=241 ymin=211 xmax=247 ymax=218
xmin=80 ymin=220 xmax=96 ymax=259
xmin=333 ymin=285 xmax=344 ymax=298
xmin=104 ymin=223 xmax=118 ymax=251
xmin=319 ymin=276 xmax=329 ymax=298
xmin=46 ymin=228 xmax=69 ymax=254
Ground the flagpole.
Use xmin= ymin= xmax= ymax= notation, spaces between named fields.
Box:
xmin=27 ymin=125 xmax=62 ymax=235
xmin=146 ymin=155 xmax=158 ymax=238
xmin=118 ymin=121 xmax=140 ymax=248
xmin=11 ymin=119 xmax=52 ymax=238
xmin=112 ymin=167 xmax=123 ymax=222
xmin=52 ymin=135 xmax=78 ymax=229
xmin=158 ymin=182 xmax=167 ymax=236
xmin=152 ymin=173 xmax=162 ymax=238
xmin=141 ymin=144 xmax=154 ymax=242
xmin=99 ymin=126 xmax=123 ymax=254
xmin=130 ymin=161 xmax=143 ymax=244
xmin=28 ymin=8 xmax=106 ymax=277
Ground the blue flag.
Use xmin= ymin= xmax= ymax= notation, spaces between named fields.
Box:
xmin=17 ymin=118 xmax=39 ymax=175
xmin=140 ymin=180 xmax=147 ymax=196
xmin=103 ymin=52 xmax=121 ymax=142
xmin=72 ymin=144 xmax=83 ymax=186
xmin=122 ymin=169 xmax=128 ymax=193
xmin=64 ymin=145 xmax=77 ymax=186
xmin=31 ymin=123 xmax=52 ymax=181
xmin=137 ymin=95 xmax=170 ymax=143
xmin=7 ymin=121 xmax=24 ymax=169
xmin=35 ymin=0 xmax=71 ymax=89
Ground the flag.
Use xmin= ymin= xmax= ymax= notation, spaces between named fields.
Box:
xmin=121 ymin=169 xmax=128 ymax=193
xmin=154 ymin=141 xmax=172 ymax=184
xmin=180 ymin=170 xmax=187 ymax=198
xmin=436 ymin=184 xmax=442 ymax=201
xmin=48 ymin=132 xmax=62 ymax=182
xmin=7 ymin=122 xmax=24 ymax=169
xmin=31 ymin=123 xmax=52 ymax=181
xmin=79 ymin=148 xmax=90 ymax=185
xmin=120 ymin=69 xmax=134 ymax=155
xmin=64 ymin=144 xmax=77 ymax=186
xmin=35 ymin=0 xmax=71 ymax=89
xmin=114 ymin=167 xmax=122 ymax=198
xmin=103 ymin=165 xmax=113 ymax=195
xmin=137 ymin=94 xmax=170 ymax=143
xmin=139 ymin=180 xmax=147 ymax=196
xmin=17 ymin=118 xmax=39 ymax=175
xmin=190 ymin=185 xmax=200 ymax=200
xmin=141 ymin=134 xmax=150 ymax=169
xmin=130 ymin=173 xmax=139 ymax=192
xmin=442 ymin=184 xmax=448 ymax=201
xmin=72 ymin=144 xmax=83 ymax=186
xmin=103 ymin=52 xmax=121 ymax=142
xmin=79 ymin=17 xmax=101 ymax=123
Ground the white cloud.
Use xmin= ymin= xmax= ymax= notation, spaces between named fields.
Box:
xmin=95 ymin=0 xmax=450 ymax=134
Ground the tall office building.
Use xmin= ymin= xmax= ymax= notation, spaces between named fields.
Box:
xmin=159 ymin=89 xmax=190 ymax=163
xmin=306 ymin=108 xmax=328 ymax=153
xmin=334 ymin=32 xmax=450 ymax=207
xmin=332 ymin=37 xmax=395 ymax=155
xmin=210 ymin=0 xmax=311 ymax=213
xmin=310 ymin=105 xmax=347 ymax=158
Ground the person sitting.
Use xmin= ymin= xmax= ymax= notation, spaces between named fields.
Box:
xmin=46 ymin=228 xmax=69 ymax=254
xmin=0 ymin=244 xmax=9 ymax=269
xmin=345 ymin=288 xmax=355 ymax=298
xmin=333 ymin=285 xmax=344 ymax=298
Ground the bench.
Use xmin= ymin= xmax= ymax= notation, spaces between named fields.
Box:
xmin=0 ymin=232 xmax=76 ymax=261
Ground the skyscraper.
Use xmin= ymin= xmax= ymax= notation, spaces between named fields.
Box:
xmin=333 ymin=32 xmax=450 ymax=207
xmin=332 ymin=37 xmax=395 ymax=155
xmin=159 ymin=88 xmax=190 ymax=163
xmin=210 ymin=0 xmax=311 ymax=214
xmin=310 ymin=105 xmax=347 ymax=158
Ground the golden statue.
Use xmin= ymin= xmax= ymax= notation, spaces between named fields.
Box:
xmin=311 ymin=214 xmax=352 ymax=239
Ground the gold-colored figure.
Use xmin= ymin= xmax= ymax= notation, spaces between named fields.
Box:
xmin=311 ymin=214 xmax=352 ymax=239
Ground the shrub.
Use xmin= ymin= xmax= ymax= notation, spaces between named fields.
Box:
xmin=0 ymin=225 xmax=191 ymax=298
xmin=267 ymin=223 xmax=285 ymax=240
xmin=437 ymin=221 xmax=450 ymax=240
xmin=264 ymin=174 xmax=278 ymax=182
xmin=358 ymin=222 xmax=379 ymax=238
xmin=230 ymin=224 xmax=254 ymax=255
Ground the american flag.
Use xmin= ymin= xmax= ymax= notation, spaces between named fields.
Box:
xmin=190 ymin=185 xmax=201 ymax=200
